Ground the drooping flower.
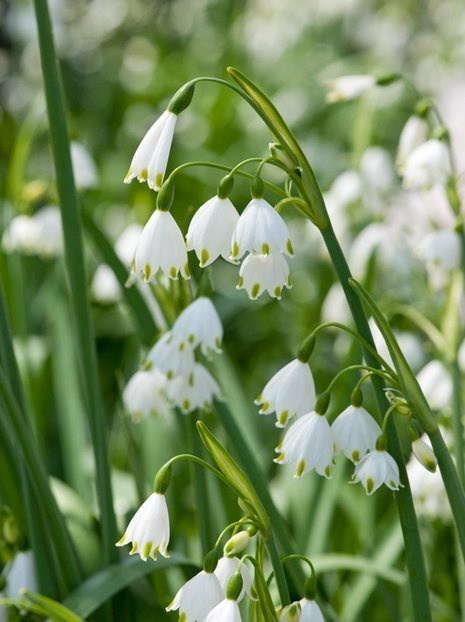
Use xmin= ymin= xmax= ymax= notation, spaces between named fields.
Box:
xmin=116 ymin=492 xmax=170 ymax=560
xmin=124 ymin=110 xmax=177 ymax=191
xmin=186 ymin=196 xmax=240 ymax=267
xmin=352 ymin=449 xmax=400 ymax=495
xmin=274 ymin=411 xmax=334 ymax=478
xmin=172 ymin=297 xmax=223 ymax=355
xmin=132 ymin=209 xmax=190 ymax=281
xmin=325 ymin=75 xmax=376 ymax=102
xmin=167 ymin=362 xmax=222 ymax=413
xmin=412 ymin=437 xmax=437 ymax=473
xmin=214 ymin=557 xmax=252 ymax=603
xmin=299 ymin=598 xmax=325 ymax=622
xmin=396 ymin=115 xmax=429 ymax=173
xmin=416 ymin=229 xmax=461 ymax=273
xmin=331 ymin=405 xmax=381 ymax=463
xmin=122 ymin=369 xmax=170 ymax=421
xmin=2 ymin=207 xmax=63 ymax=258
xmin=255 ymin=359 xmax=316 ymax=428
xmin=402 ymin=139 xmax=451 ymax=190
xmin=204 ymin=598 xmax=242 ymax=622
xmin=146 ymin=331 xmax=195 ymax=379
xmin=166 ymin=570 xmax=224 ymax=621
xmin=237 ymin=252 xmax=291 ymax=300
xmin=280 ymin=602 xmax=302 ymax=621
xmin=231 ymin=198 xmax=294 ymax=261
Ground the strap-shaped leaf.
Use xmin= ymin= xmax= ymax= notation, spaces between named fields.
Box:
xmin=1 ymin=591 xmax=84 ymax=622
xmin=196 ymin=421 xmax=270 ymax=536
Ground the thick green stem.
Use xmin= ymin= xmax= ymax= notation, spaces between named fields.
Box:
xmin=33 ymin=0 xmax=117 ymax=563
xmin=267 ymin=535 xmax=290 ymax=607
xmin=320 ymin=225 xmax=432 ymax=622
xmin=451 ymin=360 xmax=465 ymax=486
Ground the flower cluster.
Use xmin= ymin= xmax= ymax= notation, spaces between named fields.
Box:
xmin=123 ymin=297 xmax=223 ymax=419
xmin=125 ymin=108 xmax=294 ymax=300
xmin=2 ymin=206 xmax=63 ymax=258
xmin=260 ymin=357 xmax=404 ymax=494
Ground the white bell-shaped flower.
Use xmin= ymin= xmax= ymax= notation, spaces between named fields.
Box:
xmin=168 ymin=362 xmax=222 ymax=413
xmin=396 ymin=115 xmax=428 ymax=173
xmin=402 ymin=139 xmax=451 ymax=190
xmin=116 ymin=492 xmax=170 ymax=560
xmin=412 ymin=437 xmax=437 ymax=473
xmin=280 ymin=602 xmax=301 ymax=621
xmin=214 ymin=557 xmax=252 ymax=603
xmin=166 ymin=570 xmax=224 ymax=621
xmin=204 ymin=598 xmax=242 ymax=622
xmin=416 ymin=229 xmax=461 ymax=273
xmin=237 ymin=252 xmax=291 ymax=300
xmin=352 ymin=448 xmax=400 ymax=495
xmin=122 ymin=369 xmax=170 ymax=421
xmin=186 ymin=196 xmax=240 ymax=267
xmin=146 ymin=331 xmax=195 ymax=379
xmin=172 ymin=297 xmax=223 ymax=355
xmin=133 ymin=209 xmax=190 ymax=281
xmin=231 ymin=198 xmax=294 ymax=261
xmin=325 ymin=75 xmax=376 ymax=102
xmin=124 ymin=110 xmax=177 ymax=191
xmin=255 ymin=359 xmax=316 ymax=427
xmin=331 ymin=405 xmax=381 ymax=463
xmin=274 ymin=411 xmax=334 ymax=478
xmin=299 ymin=598 xmax=325 ymax=622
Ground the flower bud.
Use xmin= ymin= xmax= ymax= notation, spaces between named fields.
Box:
xmin=167 ymin=82 xmax=195 ymax=115
xmin=226 ymin=571 xmax=243 ymax=601
xmin=280 ymin=602 xmax=301 ymax=621
xmin=223 ymin=531 xmax=250 ymax=557
xmin=268 ymin=142 xmax=298 ymax=170
xmin=154 ymin=464 xmax=172 ymax=494
xmin=412 ymin=437 xmax=438 ymax=473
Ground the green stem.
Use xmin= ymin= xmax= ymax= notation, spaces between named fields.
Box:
xmin=267 ymin=535 xmax=290 ymax=607
xmin=187 ymin=413 xmax=211 ymax=554
xmin=451 ymin=360 xmax=465 ymax=486
xmin=320 ymin=225 xmax=433 ymax=622
xmin=33 ymin=0 xmax=117 ymax=563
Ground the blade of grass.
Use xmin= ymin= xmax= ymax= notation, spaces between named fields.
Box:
xmin=33 ymin=0 xmax=117 ymax=562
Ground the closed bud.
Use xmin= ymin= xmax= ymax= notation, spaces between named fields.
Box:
xmin=412 ymin=437 xmax=438 ymax=473
xmin=223 ymin=531 xmax=250 ymax=557
xmin=156 ymin=179 xmax=175 ymax=211
xmin=268 ymin=142 xmax=298 ymax=170
xmin=226 ymin=571 xmax=243 ymax=601
xmin=167 ymin=82 xmax=195 ymax=115
xmin=154 ymin=464 xmax=172 ymax=494
xmin=203 ymin=549 xmax=219 ymax=573
xmin=217 ymin=174 xmax=235 ymax=199
xmin=280 ymin=602 xmax=301 ymax=621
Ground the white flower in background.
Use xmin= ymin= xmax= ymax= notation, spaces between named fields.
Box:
xmin=274 ymin=411 xmax=334 ymax=478
xmin=186 ymin=196 xmax=240 ymax=267
xmin=402 ymin=139 xmax=451 ymax=190
xmin=321 ymin=283 xmax=352 ymax=326
xmin=132 ymin=209 xmax=190 ymax=281
xmin=92 ymin=224 xmax=144 ymax=304
xmin=237 ymin=252 xmax=291 ymax=300
xmin=331 ymin=405 xmax=381 ymax=463
xmin=416 ymin=229 xmax=461 ymax=275
xmin=204 ymin=598 xmax=242 ymax=622
xmin=359 ymin=147 xmax=396 ymax=196
xmin=417 ymin=360 xmax=452 ymax=411
xmin=396 ymin=115 xmax=429 ymax=173
xmin=352 ymin=449 xmax=400 ymax=494
xmin=231 ymin=198 xmax=294 ymax=260
xmin=146 ymin=331 xmax=195 ymax=379
xmin=412 ymin=437 xmax=438 ymax=472
xmin=214 ymin=557 xmax=252 ymax=603
xmin=255 ymin=359 xmax=316 ymax=428
xmin=122 ymin=369 xmax=170 ymax=421
xmin=329 ymin=170 xmax=362 ymax=206
xmin=116 ymin=492 xmax=170 ymax=560
xmin=124 ymin=110 xmax=177 ymax=191
xmin=280 ymin=602 xmax=301 ymax=621
xmin=2 ymin=550 xmax=38 ymax=597
xmin=407 ymin=456 xmax=449 ymax=519
xmin=325 ymin=75 xmax=376 ymax=102
xmin=300 ymin=598 xmax=325 ymax=621
xmin=166 ymin=570 xmax=224 ymax=621
xmin=2 ymin=214 xmax=39 ymax=254
xmin=70 ymin=141 xmax=98 ymax=189
xmin=172 ymin=297 xmax=223 ymax=355
xmin=168 ymin=362 xmax=222 ymax=413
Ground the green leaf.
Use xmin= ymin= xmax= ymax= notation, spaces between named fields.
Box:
xmin=196 ymin=421 xmax=270 ymax=536
xmin=1 ymin=590 xmax=84 ymax=622
xmin=63 ymin=554 xmax=196 ymax=618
